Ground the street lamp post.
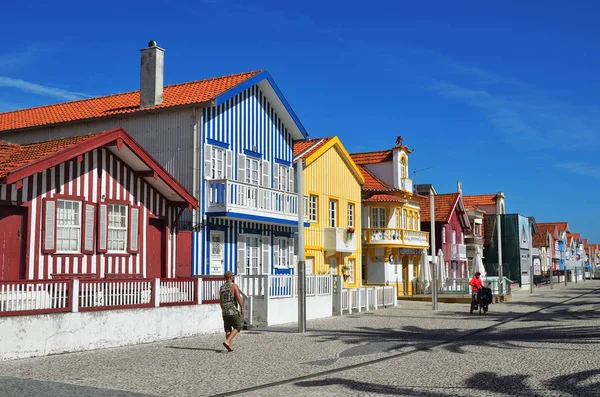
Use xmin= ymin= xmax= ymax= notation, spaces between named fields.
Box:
xmin=297 ymin=159 xmax=306 ymax=333
xmin=430 ymin=188 xmax=437 ymax=311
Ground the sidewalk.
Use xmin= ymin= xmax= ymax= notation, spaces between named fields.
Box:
xmin=0 ymin=280 xmax=598 ymax=397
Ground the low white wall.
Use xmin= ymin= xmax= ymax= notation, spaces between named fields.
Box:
xmin=267 ymin=295 xmax=333 ymax=326
xmin=0 ymin=304 xmax=222 ymax=361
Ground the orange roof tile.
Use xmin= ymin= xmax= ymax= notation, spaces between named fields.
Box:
xmin=0 ymin=134 xmax=100 ymax=178
xmin=462 ymin=194 xmax=497 ymax=211
xmin=350 ymin=150 xmax=393 ymax=165
xmin=357 ymin=165 xmax=397 ymax=191
xmin=537 ymin=222 xmax=569 ymax=233
xmin=363 ymin=194 xmax=406 ymax=203
xmin=0 ymin=71 xmax=262 ymax=132
xmin=532 ymin=224 xmax=556 ymax=247
xmin=419 ymin=193 xmax=459 ymax=223
xmin=293 ymin=137 xmax=333 ymax=159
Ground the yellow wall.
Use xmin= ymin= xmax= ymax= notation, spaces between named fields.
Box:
xmin=302 ymin=143 xmax=363 ymax=287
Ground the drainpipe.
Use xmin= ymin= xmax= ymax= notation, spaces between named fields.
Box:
xmin=192 ymin=107 xmax=198 ymax=227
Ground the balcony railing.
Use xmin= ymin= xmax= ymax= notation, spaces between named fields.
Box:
xmin=363 ymin=228 xmax=428 ymax=247
xmin=400 ymin=178 xmax=413 ymax=193
xmin=206 ymin=179 xmax=308 ymax=223
xmin=451 ymin=244 xmax=467 ymax=260
xmin=323 ymin=227 xmax=357 ymax=253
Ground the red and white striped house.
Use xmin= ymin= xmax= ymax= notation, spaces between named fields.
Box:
xmin=0 ymin=127 xmax=198 ymax=282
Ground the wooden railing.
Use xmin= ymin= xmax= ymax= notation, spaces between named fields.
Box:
xmin=201 ymin=277 xmax=227 ymax=304
xmin=78 ymin=279 xmax=154 ymax=311
xmin=0 ymin=280 xmax=71 ymax=317
xmin=159 ymin=278 xmax=197 ymax=306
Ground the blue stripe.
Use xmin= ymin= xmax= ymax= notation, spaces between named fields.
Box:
xmin=214 ymin=71 xmax=308 ymax=139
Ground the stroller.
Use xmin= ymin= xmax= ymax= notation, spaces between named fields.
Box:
xmin=470 ymin=283 xmax=493 ymax=315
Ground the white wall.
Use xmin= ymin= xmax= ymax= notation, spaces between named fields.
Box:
xmin=266 ymin=295 xmax=332 ymax=326
xmin=0 ymin=304 xmax=222 ymax=361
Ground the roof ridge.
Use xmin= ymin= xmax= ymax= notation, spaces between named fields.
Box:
xmin=0 ymin=70 xmax=263 ymax=117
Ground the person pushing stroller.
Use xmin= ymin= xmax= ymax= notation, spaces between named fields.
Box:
xmin=468 ymin=272 xmax=490 ymax=314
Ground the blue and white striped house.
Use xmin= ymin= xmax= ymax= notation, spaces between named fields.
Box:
xmin=199 ymin=76 xmax=308 ymax=277
xmin=0 ymin=42 xmax=308 ymax=278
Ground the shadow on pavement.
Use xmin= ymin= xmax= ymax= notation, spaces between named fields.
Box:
xmin=295 ymin=368 xmax=600 ymax=397
xmin=0 ymin=376 xmax=156 ymax=397
xmin=165 ymin=345 xmax=225 ymax=353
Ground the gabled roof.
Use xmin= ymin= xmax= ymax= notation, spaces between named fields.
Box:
xmin=419 ymin=193 xmax=470 ymax=229
xmin=0 ymin=127 xmax=197 ymax=209
xmin=0 ymin=70 xmax=308 ymax=139
xmin=350 ymin=150 xmax=393 ymax=165
xmin=462 ymin=194 xmax=498 ymax=211
xmin=567 ymin=233 xmax=581 ymax=245
xmin=363 ymin=194 xmax=406 ymax=203
xmin=294 ymin=136 xmax=364 ymax=185
xmin=533 ymin=224 xmax=556 ymax=247
xmin=537 ymin=222 xmax=570 ymax=234
xmin=356 ymin=165 xmax=398 ymax=192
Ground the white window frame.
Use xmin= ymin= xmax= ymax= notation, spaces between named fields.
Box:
xmin=276 ymin=237 xmax=289 ymax=268
xmin=461 ymin=232 xmax=464 ymax=244
xmin=329 ymin=199 xmax=338 ymax=228
xmin=56 ymin=199 xmax=82 ymax=253
xmin=372 ymin=207 xmax=386 ymax=229
xmin=442 ymin=228 xmax=446 ymax=244
xmin=245 ymin=157 xmax=260 ymax=185
xmin=402 ymin=209 xmax=407 ymax=229
xmin=108 ymin=203 xmax=128 ymax=253
xmin=211 ymin=146 xmax=226 ymax=179
xmin=309 ymin=195 xmax=318 ymax=223
xmin=278 ymin=165 xmax=289 ymax=192
xmin=451 ymin=230 xmax=457 ymax=245
xmin=245 ymin=235 xmax=261 ymax=275
xmin=348 ymin=203 xmax=355 ymax=228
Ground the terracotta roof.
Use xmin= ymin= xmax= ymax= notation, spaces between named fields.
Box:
xmin=350 ymin=150 xmax=393 ymax=165
xmin=0 ymin=70 xmax=262 ymax=132
xmin=533 ymin=224 xmax=556 ymax=247
xmin=0 ymin=134 xmax=100 ymax=178
xmin=537 ymin=222 xmax=569 ymax=233
xmin=462 ymin=194 xmax=497 ymax=211
xmin=567 ymin=233 xmax=581 ymax=244
xmin=293 ymin=137 xmax=332 ymax=159
xmin=419 ymin=193 xmax=459 ymax=223
xmin=363 ymin=194 xmax=406 ymax=203
xmin=357 ymin=165 xmax=397 ymax=191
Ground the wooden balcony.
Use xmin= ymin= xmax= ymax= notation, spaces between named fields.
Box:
xmin=323 ymin=227 xmax=357 ymax=253
xmin=206 ymin=179 xmax=307 ymax=224
xmin=451 ymin=244 xmax=467 ymax=260
xmin=363 ymin=228 xmax=428 ymax=247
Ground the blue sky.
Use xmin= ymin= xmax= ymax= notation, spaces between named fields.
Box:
xmin=1 ymin=0 xmax=599 ymax=242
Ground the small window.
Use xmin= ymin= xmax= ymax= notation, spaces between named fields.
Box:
xmin=57 ymin=199 xmax=81 ymax=252
xmin=245 ymin=235 xmax=260 ymax=275
xmin=461 ymin=232 xmax=464 ymax=244
xmin=442 ymin=228 xmax=446 ymax=244
xmin=108 ymin=204 xmax=128 ymax=252
xmin=475 ymin=224 xmax=481 ymax=236
xmin=211 ymin=147 xmax=225 ymax=179
xmin=329 ymin=200 xmax=338 ymax=228
xmin=245 ymin=158 xmax=260 ymax=185
xmin=277 ymin=237 xmax=289 ymax=268
xmin=309 ymin=195 xmax=318 ymax=223
xmin=402 ymin=209 xmax=407 ymax=229
xmin=348 ymin=203 xmax=355 ymax=228
xmin=372 ymin=207 xmax=386 ymax=228
xmin=278 ymin=165 xmax=289 ymax=191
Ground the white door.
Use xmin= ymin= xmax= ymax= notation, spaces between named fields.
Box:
xmin=329 ymin=257 xmax=337 ymax=275
xmin=246 ymin=236 xmax=260 ymax=275
xmin=305 ymin=257 xmax=313 ymax=275
xmin=210 ymin=231 xmax=225 ymax=275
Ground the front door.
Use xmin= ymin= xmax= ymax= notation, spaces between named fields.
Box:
xmin=210 ymin=230 xmax=225 ymax=275
xmin=147 ymin=218 xmax=166 ymax=278
xmin=0 ymin=206 xmax=26 ymax=280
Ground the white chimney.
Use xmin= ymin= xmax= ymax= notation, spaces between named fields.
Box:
xmin=140 ymin=40 xmax=164 ymax=108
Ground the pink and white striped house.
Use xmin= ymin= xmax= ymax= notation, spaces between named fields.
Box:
xmin=0 ymin=127 xmax=198 ymax=282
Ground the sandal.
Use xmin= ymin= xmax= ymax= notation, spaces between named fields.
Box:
xmin=222 ymin=342 xmax=233 ymax=352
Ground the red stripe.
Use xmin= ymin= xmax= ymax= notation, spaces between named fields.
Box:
xmin=112 ymin=153 xmax=117 ymax=201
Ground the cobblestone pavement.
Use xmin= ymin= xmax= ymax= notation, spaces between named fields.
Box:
xmin=1 ymin=281 xmax=599 ymax=397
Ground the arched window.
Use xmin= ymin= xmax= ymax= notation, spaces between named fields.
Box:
xmin=400 ymin=157 xmax=406 ymax=179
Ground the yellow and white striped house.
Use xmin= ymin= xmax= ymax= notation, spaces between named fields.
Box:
xmin=294 ymin=137 xmax=365 ymax=287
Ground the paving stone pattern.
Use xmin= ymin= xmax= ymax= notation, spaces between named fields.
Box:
xmin=1 ymin=281 xmax=599 ymax=397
